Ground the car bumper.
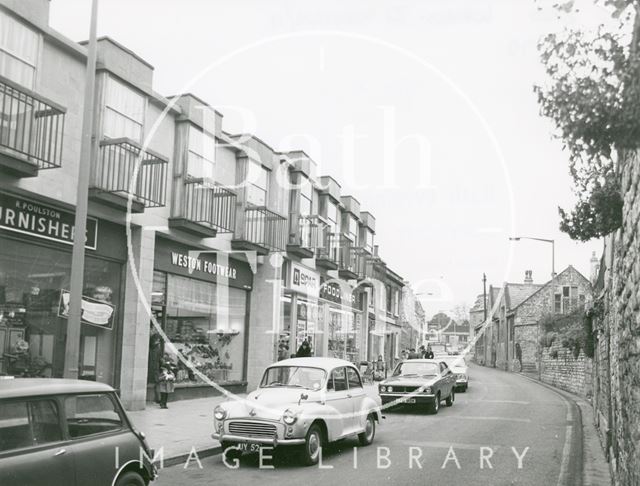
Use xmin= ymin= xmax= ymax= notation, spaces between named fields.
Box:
xmin=212 ymin=432 xmax=305 ymax=446
xmin=380 ymin=393 xmax=436 ymax=405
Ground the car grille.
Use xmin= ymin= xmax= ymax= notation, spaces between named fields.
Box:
xmin=228 ymin=421 xmax=277 ymax=438
xmin=388 ymin=386 xmax=426 ymax=393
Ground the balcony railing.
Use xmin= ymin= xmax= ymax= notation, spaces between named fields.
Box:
xmin=241 ymin=206 xmax=287 ymax=252
xmin=339 ymin=237 xmax=367 ymax=280
xmin=93 ymin=138 xmax=168 ymax=208
xmin=0 ymin=75 xmax=66 ymax=173
xmin=182 ymin=179 xmax=236 ymax=233
xmin=289 ymin=215 xmax=328 ymax=250
xmin=316 ymin=232 xmax=340 ymax=264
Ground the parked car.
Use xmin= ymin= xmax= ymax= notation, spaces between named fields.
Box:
xmin=378 ymin=359 xmax=456 ymax=414
xmin=212 ymin=357 xmax=382 ymax=465
xmin=0 ymin=378 xmax=156 ymax=486
xmin=440 ymin=355 xmax=469 ymax=392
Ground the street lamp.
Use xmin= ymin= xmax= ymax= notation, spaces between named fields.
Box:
xmin=509 ymin=236 xmax=556 ymax=379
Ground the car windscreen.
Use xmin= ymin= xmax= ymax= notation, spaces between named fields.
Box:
xmin=260 ymin=366 xmax=326 ymax=390
xmin=393 ymin=362 xmax=439 ymax=377
xmin=442 ymin=357 xmax=467 ymax=368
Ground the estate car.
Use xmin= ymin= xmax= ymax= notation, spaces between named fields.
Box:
xmin=212 ymin=357 xmax=382 ymax=465
xmin=0 ymin=378 xmax=156 ymax=486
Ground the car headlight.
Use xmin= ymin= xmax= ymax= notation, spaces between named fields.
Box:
xmin=214 ymin=405 xmax=227 ymax=421
xmin=387 ymin=386 xmax=393 ymax=392
xmin=422 ymin=387 xmax=432 ymax=394
xmin=282 ymin=409 xmax=298 ymax=425
xmin=379 ymin=386 xmax=386 ymax=392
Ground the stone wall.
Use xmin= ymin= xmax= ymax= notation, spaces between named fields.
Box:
xmin=596 ymin=150 xmax=640 ymax=486
xmin=540 ymin=341 xmax=592 ymax=397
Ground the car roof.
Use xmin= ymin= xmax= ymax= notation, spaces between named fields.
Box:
xmin=268 ymin=357 xmax=356 ymax=371
xmin=0 ymin=378 xmax=114 ymax=399
xmin=399 ymin=359 xmax=442 ymax=364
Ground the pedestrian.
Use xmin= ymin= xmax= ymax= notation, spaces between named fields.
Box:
xmin=515 ymin=342 xmax=523 ymax=371
xmin=419 ymin=345 xmax=426 ymax=358
xmin=157 ymin=365 xmax=175 ymax=409
xmin=408 ymin=348 xmax=419 ymax=359
xmin=425 ymin=344 xmax=434 ymax=359
xmin=374 ymin=355 xmax=386 ymax=380
xmin=400 ymin=349 xmax=409 ymax=361
xmin=296 ymin=339 xmax=312 ymax=357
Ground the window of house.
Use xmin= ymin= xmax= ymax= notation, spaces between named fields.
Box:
xmin=103 ymin=76 xmax=145 ymax=142
xmin=187 ymin=125 xmax=215 ymax=180
xmin=326 ymin=200 xmax=339 ymax=234
xmin=554 ymin=285 xmax=585 ymax=314
xmin=365 ymin=229 xmax=374 ymax=253
xmin=299 ymin=176 xmax=313 ymax=216
xmin=386 ymin=286 xmax=392 ymax=313
xmin=0 ymin=11 xmax=39 ymax=88
xmin=393 ymin=290 xmax=400 ymax=316
xmin=246 ymin=160 xmax=269 ymax=206
xmin=347 ymin=215 xmax=358 ymax=244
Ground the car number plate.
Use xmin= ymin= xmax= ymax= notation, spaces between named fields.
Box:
xmin=237 ymin=442 xmax=262 ymax=453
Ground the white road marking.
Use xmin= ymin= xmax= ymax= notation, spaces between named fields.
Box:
xmin=451 ymin=415 xmax=532 ymax=423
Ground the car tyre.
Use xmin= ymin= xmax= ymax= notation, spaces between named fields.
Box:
xmin=446 ymin=388 xmax=455 ymax=407
xmin=114 ymin=471 xmax=145 ymax=486
xmin=302 ymin=424 xmax=323 ymax=466
xmin=358 ymin=414 xmax=376 ymax=446
xmin=428 ymin=393 xmax=440 ymax=414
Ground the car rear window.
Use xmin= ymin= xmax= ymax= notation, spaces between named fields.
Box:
xmin=65 ymin=394 xmax=123 ymax=438
xmin=0 ymin=399 xmax=62 ymax=452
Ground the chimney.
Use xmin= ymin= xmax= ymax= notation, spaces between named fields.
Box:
xmin=524 ymin=270 xmax=533 ymax=284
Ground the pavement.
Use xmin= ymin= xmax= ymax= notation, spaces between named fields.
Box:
xmin=127 ymin=383 xmax=380 ymax=467
xmin=149 ymin=364 xmax=606 ymax=485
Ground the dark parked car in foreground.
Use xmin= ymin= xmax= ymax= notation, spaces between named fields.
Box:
xmin=0 ymin=378 xmax=156 ymax=486
xmin=378 ymin=359 xmax=456 ymax=414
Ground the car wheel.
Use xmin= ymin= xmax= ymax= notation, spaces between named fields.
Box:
xmin=429 ymin=393 xmax=440 ymax=414
xmin=462 ymin=384 xmax=468 ymax=392
xmin=358 ymin=414 xmax=376 ymax=446
xmin=446 ymin=388 xmax=455 ymax=407
xmin=302 ymin=424 xmax=323 ymax=466
xmin=114 ymin=471 xmax=145 ymax=486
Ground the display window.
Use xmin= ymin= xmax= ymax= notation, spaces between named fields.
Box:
xmin=326 ymin=305 xmax=363 ymax=363
xmin=0 ymin=237 xmax=121 ymax=384
xmin=150 ymin=271 xmax=247 ymax=384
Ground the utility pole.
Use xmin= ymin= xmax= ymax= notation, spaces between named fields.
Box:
xmin=482 ymin=273 xmax=487 ymax=321
xmin=64 ymin=0 xmax=99 ymax=379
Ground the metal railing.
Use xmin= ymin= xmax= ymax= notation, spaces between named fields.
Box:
xmin=317 ymin=232 xmax=340 ymax=263
xmin=289 ymin=214 xmax=328 ymax=250
xmin=243 ymin=206 xmax=287 ymax=252
xmin=0 ymin=75 xmax=66 ymax=169
xmin=182 ymin=179 xmax=236 ymax=233
xmin=94 ymin=138 xmax=168 ymax=208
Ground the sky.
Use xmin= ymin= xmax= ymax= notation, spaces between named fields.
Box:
xmin=50 ymin=0 xmax=606 ymax=318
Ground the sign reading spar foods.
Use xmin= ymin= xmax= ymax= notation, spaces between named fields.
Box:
xmin=0 ymin=192 xmax=98 ymax=249
xmin=290 ymin=262 xmax=319 ymax=297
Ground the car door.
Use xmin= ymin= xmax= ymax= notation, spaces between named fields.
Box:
xmin=439 ymin=362 xmax=454 ymax=397
xmin=0 ymin=397 xmax=76 ymax=486
xmin=63 ymin=392 xmax=139 ymax=486
xmin=325 ymin=367 xmax=353 ymax=439
xmin=346 ymin=366 xmax=367 ymax=432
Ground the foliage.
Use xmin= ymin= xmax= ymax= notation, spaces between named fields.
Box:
xmin=539 ymin=310 xmax=593 ymax=358
xmin=535 ymin=0 xmax=640 ymax=240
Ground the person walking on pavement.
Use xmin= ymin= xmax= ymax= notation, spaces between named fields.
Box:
xmin=425 ymin=344 xmax=434 ymax=359
xmin=408 ymin=348 xmax=420 ymax=359
xmin=157 ymin=365 xmax=175 ymax=409
xmin=296 ymin=339 xmax=312 ymax=357
xmin=515 ymin=342 xmax=523 ymax=371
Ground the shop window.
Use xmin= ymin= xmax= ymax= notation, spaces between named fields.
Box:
xmin=103 ymin=76 xmax=145 ymax=142
xmin=246 ymin=160 xmax=269 ymax=206
xmin=0 ymin=238 xmax=121 ymax=383
xmin=186 ymin=125 xmax=215 ymax=180
xmin=158 ymin=274 xmax=247 ymax=384
xmin=0 ymin=11 xmax=39 ymax=88
xmin=65 ymin=394 xmax=122 ymax=438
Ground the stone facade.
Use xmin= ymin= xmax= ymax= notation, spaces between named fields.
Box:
xmin=540 ymin=341 xmax=592 ymax=397
xmin=593 ymin=149 xmax=640 ymax=486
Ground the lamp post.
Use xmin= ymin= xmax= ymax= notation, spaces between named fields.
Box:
xmin=509 ymin=236 xmax=556 ymax=380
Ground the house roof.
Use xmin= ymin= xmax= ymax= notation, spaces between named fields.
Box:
xmin=505 ymin=283 xmax=543 ymax=309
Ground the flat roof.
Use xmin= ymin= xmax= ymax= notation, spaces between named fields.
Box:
xmin=0 ymin=378 xmax=114 ymax=399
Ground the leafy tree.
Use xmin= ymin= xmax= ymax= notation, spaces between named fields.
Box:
xmin=534 ymin=0 xmax=640 ymax=241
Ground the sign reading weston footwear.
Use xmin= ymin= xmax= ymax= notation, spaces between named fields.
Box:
xmin=0 ymin=192 xmax=98 ymax=249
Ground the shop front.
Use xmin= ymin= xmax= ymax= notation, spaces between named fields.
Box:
xmin=0 ymin=191 xmax=124 ymax=385
xmin=149 ymin=237 xmax=253 ymax=400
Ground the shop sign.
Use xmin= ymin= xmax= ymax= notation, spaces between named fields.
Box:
xmin=319 ymin=280 xmax=357 ymax=306
xmin=57 ymin=290 xmax=115 ymax=330
xmin=0 ymin=193 xmax=97 ymax=250
xmin=170 ymin=252 xmax=237 ymax=280
xmin=290 ymin=262 xmax=319 ymax=297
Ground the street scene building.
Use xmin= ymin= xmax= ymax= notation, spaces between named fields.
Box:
xmin=0 ymin=0 xmax=416 ymax=410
